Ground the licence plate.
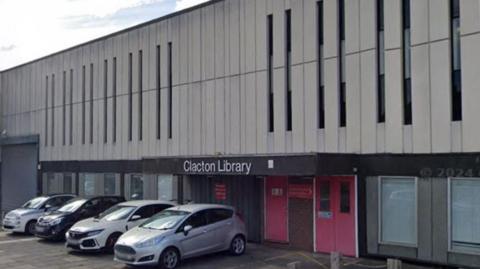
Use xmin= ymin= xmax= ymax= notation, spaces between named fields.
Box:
xmin=36 ymin=226 xmax=46 ymax=232
xmin=116 ymin=252 xmax=134 ymax=261
xmin=67 ymin=238 xmax=79 ymax=245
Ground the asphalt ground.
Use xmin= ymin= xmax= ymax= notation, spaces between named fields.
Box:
xmin=0 ymin=232 xmax=438 ymax=269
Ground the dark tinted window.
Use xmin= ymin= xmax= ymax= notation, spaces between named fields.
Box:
xmin=82 ymin=198 xmax=102 ymax=216
xmin=45 ymin=197 xmax=65 ymax=208
xmin=182 ymin=211 xmax=208 ymax=229
xmin=340 ymin=182 xmax=350 ymax=213
xmin=152 ymin=204 xmax=172 ymax=214
xmin=207 ymin=209 xmax=233 ymax=224
xmin=102 ymin=197 xmax=124 ymax=210
xmin=319 ymin=181 xmax=331 ymax=212
xmin=59 ymin=196 xmax=74 ymax=204
xmin=133 ymin=205 xmax=157 ymax=219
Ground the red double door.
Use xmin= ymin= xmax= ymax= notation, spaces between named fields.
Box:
xmin=265 ymin=176 xmax=356 ymax=256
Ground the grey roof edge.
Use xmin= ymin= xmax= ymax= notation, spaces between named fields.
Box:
xmin=0 ymin=134 xmax=39 ymax=146
xmin=0 ymin=0 xmax=223 ymax=74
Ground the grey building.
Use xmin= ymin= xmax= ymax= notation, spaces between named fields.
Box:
xmin=1 ymin=0 xmax=480 ymax=267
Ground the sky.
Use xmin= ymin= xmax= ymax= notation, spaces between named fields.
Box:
xmin=0 ymin=0 xmax=209 ymax=71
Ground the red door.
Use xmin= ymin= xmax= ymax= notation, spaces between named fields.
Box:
xmin=315 ymin=176 xmax=356 ymax=256
xmin=265 ymin=176 xmax=288 ymax=243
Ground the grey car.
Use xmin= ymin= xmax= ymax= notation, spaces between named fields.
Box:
xmin=114 ymin=204 xmax=247 ymax=269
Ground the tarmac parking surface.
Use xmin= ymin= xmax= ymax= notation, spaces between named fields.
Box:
xmin=0 ymin=232 xmax=436 ymax=269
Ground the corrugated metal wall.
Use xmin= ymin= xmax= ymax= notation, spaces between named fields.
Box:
xmin=188 ymin=175 xmax=263 ymax=243
xmin=1 ymin=144 xmax=38 ymax=215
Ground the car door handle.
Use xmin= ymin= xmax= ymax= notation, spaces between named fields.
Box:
xmin=202 ymin=230 xmax=208 ymax=233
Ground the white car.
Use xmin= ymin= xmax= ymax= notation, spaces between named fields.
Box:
xmin=2 ymin=194 xmax=75 ymax=234
xmin=65 ymin=200 xmax=175 ymax=251
xmin=114 ymin=204 xmax=247 ymax=269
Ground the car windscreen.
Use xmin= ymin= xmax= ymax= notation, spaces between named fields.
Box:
xmin=140 ymin=210 xmax=189 ymax=230
xmin=22 ymin=197 xmax=49 ymax=209
xmin=97 ymin=205 xmax=136 ymax=221
xmin=57 ymin=198 xmax=87 ymax=213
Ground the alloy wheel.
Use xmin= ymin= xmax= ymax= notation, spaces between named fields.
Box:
xmin=162 ymin=249 xmax=178 ymax=269
xmin=27 ymin=221 xmax=36 ymax=235
xmin=232 ymin=237 xmax=245 ymax=254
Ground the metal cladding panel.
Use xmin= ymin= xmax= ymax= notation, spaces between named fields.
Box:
xmin=1 ymin=144 xmax=38 ymax=214
xmin=188 ymin=175 xmax=263 ymax=243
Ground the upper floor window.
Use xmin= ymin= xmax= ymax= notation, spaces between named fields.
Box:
xmin=451 ymin=0 xmax=462 ymax=121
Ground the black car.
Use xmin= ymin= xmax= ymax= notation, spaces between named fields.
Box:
xmin=35 ymin=196 xmax=125 ymax=240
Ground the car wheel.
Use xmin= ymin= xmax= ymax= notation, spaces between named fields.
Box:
xmin=159 ymin=247 xmax=179 ymax=269
xmin=229 ymin=235 xmax=246 ymax=256
xmin=25 ymin=220 xmax=36 ymax=235
xmin=105 ymin=233 xmax=121 ymax=253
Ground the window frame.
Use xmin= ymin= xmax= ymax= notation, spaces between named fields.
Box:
xmin=377 ymin=176 xmax=418 ymax=247
xmin=447 ymin=177 xmax=480 ymax=255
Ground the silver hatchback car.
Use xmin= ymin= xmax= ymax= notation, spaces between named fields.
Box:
xmin=114 ymin=204 xmax=247 ymax=269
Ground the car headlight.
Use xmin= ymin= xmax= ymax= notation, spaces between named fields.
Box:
xmin=134 ymin=236 xmax=165 ymax=248
xmin=49 ymin=218 xmax=63 ymax=226
xmin=6 ymin=213 xmax=19 ymax=220
xmin=86 ymin=229 xmax=104 ymax=237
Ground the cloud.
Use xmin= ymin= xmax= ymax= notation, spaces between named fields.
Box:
xmin=0 ymin=44 xmax=16 ymax=51
xmin=62 ymin=0 xmax=175 ymax=29
xmin=0 ymin=0 xmax=211 ymax=70
xmin=175 ymin=0 xmax=209 ymax=11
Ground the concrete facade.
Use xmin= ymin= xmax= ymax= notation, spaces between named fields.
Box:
xmin=1 ymin=0 xmax=479 ymax=161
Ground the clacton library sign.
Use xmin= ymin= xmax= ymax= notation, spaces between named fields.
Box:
xmin=183 ymin=160 xmax=252 ymax=175
xmin=142 ymin=154 xmax=320 ymax=176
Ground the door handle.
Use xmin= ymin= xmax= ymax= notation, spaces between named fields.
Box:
xmin=202 ymin=230 xmax=208 ymax=234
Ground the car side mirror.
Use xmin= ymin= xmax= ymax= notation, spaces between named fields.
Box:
xmin=183 ymin=225 xmax=193 ymax=235
xmin=130 ymin=215 xmax=141 ymax=221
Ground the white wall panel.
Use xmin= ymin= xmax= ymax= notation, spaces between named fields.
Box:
xmin=228 ymin=76 xmax=240 ymax=153
xmin=411 ymin=0 xmax=429 ymax=46
xmin=346 ymin=53 xmax=361 ymax=153
xmin=461 ymin=33 xmax=480 ymax=152
xmin=245 ymin=73 xmax=257 ymax=153
xmin=292 ymin=65 xmax=304 ymax=152
xmin=272 ymin=0 xmax=285 ymax=68
xmin=215 ymin=2 xmax=226 ymax=77
xmin=291 ymin=0 xmax=304 ymax=65
xmin=229 ymin=0 xmax=241 ymax=75
xmin=384 ymin=49 xmax=403 ymax=153
xmin=255 ymin=71 xmax=268 ymax=153
xmin=303 ymin=0 xmax=317 ymax=62
xmin=429 ymin=0 xmax=449 ymax=41
xmin=215 ymin=78 xmax=226 ymax=153
xmin=245 ymin=0 xmax=256 ymax=73
xmin=179 ymin=85 xmax=188 ymax=155
xmin=460 ymin=0 xmax=480 ymax=35
xmin=411 ymin=44 xmax=431 ymax=153
xmin=323 ymin=0 xmax=338 ymax=59
xmin=304 ymin=62 xmax=318 ymax=152
xmin=273 ymin=68 xmax=286 ymax=153
xmin=360 ymin=50 xmax=377 ymax=153
xmin=202 ymin=5 xmax=215 ymax=80
xmin=255 ymin=0 xmax=267 ymax=71
xmin=204 ymin=80 xmax=215 ymax=154
xmin=430 ymin=41 xmax=451 ymax=153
